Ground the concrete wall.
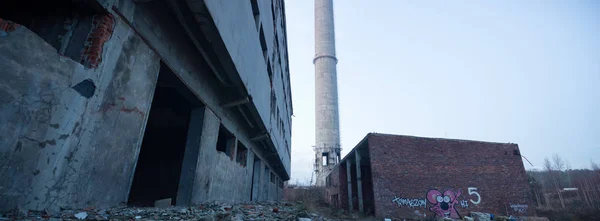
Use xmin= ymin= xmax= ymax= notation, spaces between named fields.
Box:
xmin=202 ymin=0 xmax=292 ymax=175
xmin=367 ymin=134 xmax=532 ymax=219
xmin=191 ymin=109 xmax=254 ymax=203
xmin=0 ymin=19 xmax=160 ymax=211
xmin=111 ymin=0 xmax=289 ymax=203
xmin=0 ymin=0 xmax=291 ymax=211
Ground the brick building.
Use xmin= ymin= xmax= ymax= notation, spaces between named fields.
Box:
xmin=0 ymin=0 xmax=292 ymax=211
xmin=326 ymin=133 xmax=532 ymax=219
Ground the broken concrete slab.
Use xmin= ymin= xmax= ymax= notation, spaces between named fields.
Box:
xmin=154 ymin=198 xmax=172 ymax=208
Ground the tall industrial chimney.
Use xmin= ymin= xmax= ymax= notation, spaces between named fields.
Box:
xmin=313 ymin=0 xmax=341 ymax=186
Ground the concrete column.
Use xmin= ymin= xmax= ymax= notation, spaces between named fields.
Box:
xmin=190 ymin=108 xmax=220 ymax=204
xmin=251 ymin=158 xmax=261 ymax=201
xmin=346 ymin=159 xmax=353 ymax=211
xmin=176 ymin=107 xmax=205 ymax=206
xmin=264 ymin=166 xmax=270 ymax=201
xmin=355 ymin=152 xmax=364 ymax=213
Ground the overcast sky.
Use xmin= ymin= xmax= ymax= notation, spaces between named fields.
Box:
xmin=284 ymin=0 xmax=600 ymax=184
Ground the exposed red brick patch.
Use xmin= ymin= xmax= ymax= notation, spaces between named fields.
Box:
xmin=81 ymin=14 xmax=115 ymax=69
xmin=0 ymin=17 xmax=20 ymax=32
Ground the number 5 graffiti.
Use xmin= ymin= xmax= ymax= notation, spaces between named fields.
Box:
xmin=468 ymin=187 xmax=481 ymax=205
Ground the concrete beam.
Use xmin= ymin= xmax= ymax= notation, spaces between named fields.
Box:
xmin=221 ymin=97 xmax=250 ymax=108
xmin=250 ymin=133 xmax=270 ymax=142
xmin=237 ymin=106 xmax=254 ymax=128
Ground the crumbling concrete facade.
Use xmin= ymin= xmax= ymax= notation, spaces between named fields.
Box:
xmin=0 ymin=0 xmax=291 ymax=211
xmin=326 ymin=133 xmax=533 ymax=219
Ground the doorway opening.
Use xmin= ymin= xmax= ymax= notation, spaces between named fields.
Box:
xmin=128 ymin=62 xmax=199 ymax=206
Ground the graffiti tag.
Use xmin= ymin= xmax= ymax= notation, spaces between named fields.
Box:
xmin=509 ymin=204 xmax=528 ymax=213
xmin=392 ymin=196 xmax=427 ymax=208
xmin=459 ymin=200 xmax=469 ymax=208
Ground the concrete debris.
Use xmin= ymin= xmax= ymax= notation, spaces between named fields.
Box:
xmin=0 ymin=201 xmax=355 ymax=221
xmin=74 ymin=212 xmax=87 ymax=220
xmin=2 ymin=202 xmax=548 ymax=221
xmin=470 ymin=212 xmax=492 ymax=221
xmin=154 ymin=198 xmax=172 ymax=208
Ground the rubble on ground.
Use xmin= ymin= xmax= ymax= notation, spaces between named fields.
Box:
xmin=0 ymin=203 xmax=552 ymax=221
xmin=0 ymin=201 xmax=361 ymax=221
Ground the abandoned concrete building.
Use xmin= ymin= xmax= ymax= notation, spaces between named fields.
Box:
xmin=0 ymin=0 xmax=292 ymax=211
xmin=326 ymin=133 xmax=532 ymax=219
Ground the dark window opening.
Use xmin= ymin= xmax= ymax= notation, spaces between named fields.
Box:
xmin=250 ymin=0 xmax=260 ymax=31
xmin=322 ymin=153 xmax=329 ymax=166
xmin=0 ymin=0 xmax=102 ymax=64
xmin=270 ymin=172 xmax=275 ymax=183
xmin=128 ymin=62 xmax=194 ymax=206
xmin=236 ymin=141 xmax=248 ymax=167
xmin=270 ymin=90 xmax=276 ymax=116
xmin=266 ymin=61 xmax=273 ymax=87
xmin=216 ymin=126 xmax=235 ymax=160
xmin=259 ymin=27 xmax=268 ymax=63
xmin=271 ymin=1 xmax=276 ymax=26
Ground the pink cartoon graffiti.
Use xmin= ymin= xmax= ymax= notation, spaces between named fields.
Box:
xmin=426 ymin=189 xmax=462 ymax=218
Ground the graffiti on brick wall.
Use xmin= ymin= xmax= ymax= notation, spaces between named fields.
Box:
xmin=391 ymin=196 xmax=427 ymax=208
xmin=392 ymin=187 xmax=482 ymax=219
xmin=509 ymin=204 xmax=528 ymax=213
xmin=426 ymin=187 xmax=482 ymax=218
xmin=427 ymin=189 xmax=462 ymax=218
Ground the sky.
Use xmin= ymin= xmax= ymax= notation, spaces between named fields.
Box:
xmin=284 ymin=0 xmax=600 ymax=185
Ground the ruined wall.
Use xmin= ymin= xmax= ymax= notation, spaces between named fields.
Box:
xmin=1 ymin=0 xmax=291 ymax=210
xmin=0 ymin=18 xmax=160 ymax=211
xmin=325 ymin=165 xmax=341 ymax=208
xmin=191 ymin=109 xmax=254 ymax=203
xmin=368 ymin=134 xmax=532 ymax=219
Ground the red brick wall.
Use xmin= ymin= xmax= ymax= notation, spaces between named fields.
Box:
xmin=81 ymin=14 xmax=115 ymax=69
xmin=0 ymin=17 xmax=19 ymax=32
xmin=368 ymin=134 xmax=532 ymax=219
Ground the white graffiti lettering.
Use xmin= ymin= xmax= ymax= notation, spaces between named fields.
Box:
xmin=459 ymin=200 xmax=469 ymax=208
xmin=392 ymin=196 xmax=427 ymax=209
xmin=509 ymin=204 xmax=528 ymax=213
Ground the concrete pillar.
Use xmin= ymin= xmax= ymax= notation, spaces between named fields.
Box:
xmin=355 ymin=151 xmax=364 ymax=213
xmin=346 ymin=159 xmax=353 ymax=211
xmin=190 ymin=108 xmax=220 ymax=204
xmin=176 ymin=107 xmax=205 ymax=206
xmin=264 ymin=166 xmax=270 ymax=201
xmin=251 ymin=158 xmax=261 ymax=201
